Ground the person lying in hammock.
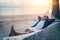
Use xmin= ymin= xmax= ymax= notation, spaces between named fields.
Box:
xmin=9 ymin=16 xmax=55 ymax=36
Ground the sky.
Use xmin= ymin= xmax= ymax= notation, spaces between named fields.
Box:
xmin=0 ymin=0 xmax=54 ymax=15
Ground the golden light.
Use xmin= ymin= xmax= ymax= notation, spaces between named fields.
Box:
xmin=33 ymin=0 xmax=51 ymax=6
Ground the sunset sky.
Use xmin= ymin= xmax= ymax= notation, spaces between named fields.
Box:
xmin=0 ymin=0 xmax=59 ymax=16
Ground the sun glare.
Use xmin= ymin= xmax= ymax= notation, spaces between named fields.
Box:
xmin=33 ymin=0 xmax=51 ymax=6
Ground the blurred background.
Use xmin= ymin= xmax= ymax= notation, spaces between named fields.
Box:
xmin=0 ymin=0 xmax=60 ymax=37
